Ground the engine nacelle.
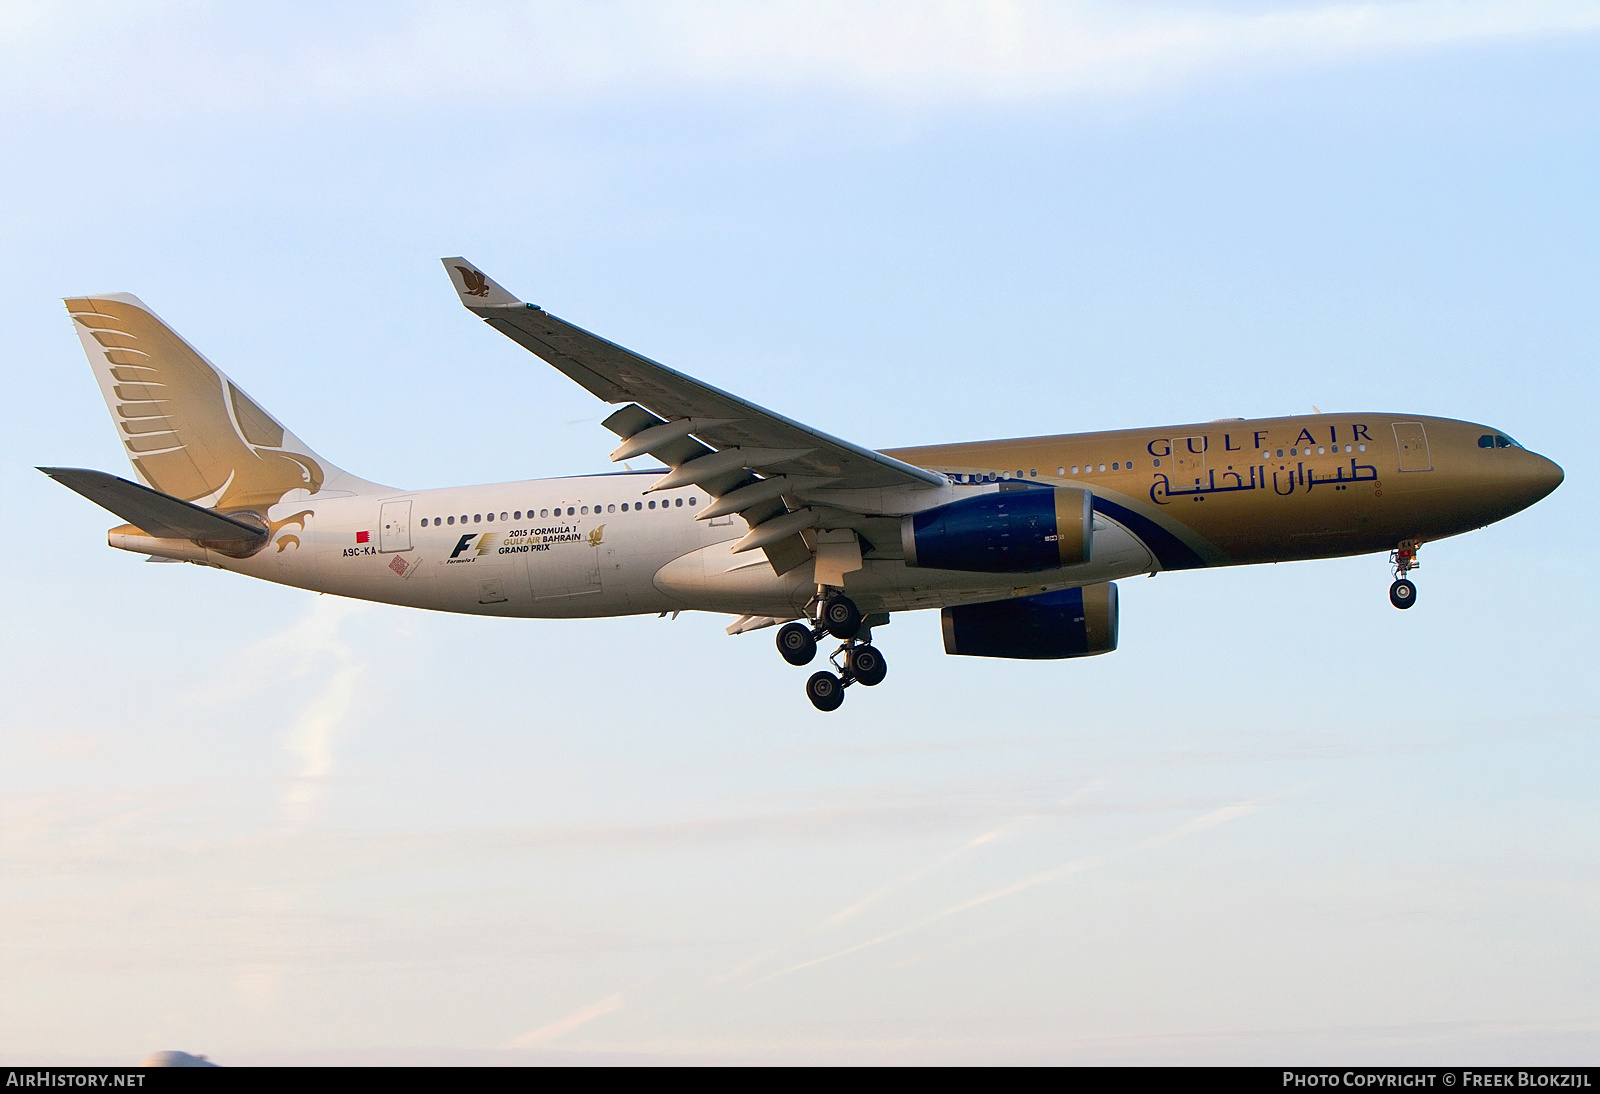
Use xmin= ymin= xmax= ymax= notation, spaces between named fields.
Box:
xmin=901 ymin=486 xmax=1092 ymax=573
xmin=941 ymin=582 xmax=1119 ymax=660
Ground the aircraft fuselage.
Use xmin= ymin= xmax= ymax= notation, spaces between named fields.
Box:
xmin=146 ymin=410 xmax=1560 ymax=622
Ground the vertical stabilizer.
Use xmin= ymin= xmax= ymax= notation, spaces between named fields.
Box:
xmin=66 ymin=294 xmax=382 ymax=512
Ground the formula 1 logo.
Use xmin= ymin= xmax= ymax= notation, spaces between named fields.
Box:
xmin=449 ymin=533 xmax=499 ymax=559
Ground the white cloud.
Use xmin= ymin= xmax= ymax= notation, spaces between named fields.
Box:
xmin=181 ymin=595 xmax=366 ymax=827
xmin=749 ymin=797 xmax=1264 ymax=984
xmin=4 ymin=1 xmax=1599 ymax=119
xmin=507 ymin=993 xmax=625 ymax=1047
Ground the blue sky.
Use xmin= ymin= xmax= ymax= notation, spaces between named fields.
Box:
xmin=2 ymin=1 xmax=1597 ymax=1064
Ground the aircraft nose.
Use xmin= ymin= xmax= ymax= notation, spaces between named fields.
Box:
xmin=1528 ymin=453 xmax=1564 ymax=500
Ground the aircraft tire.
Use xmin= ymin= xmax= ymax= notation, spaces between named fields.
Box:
xmin=821 ymin=594 xmax=862 ymax=639
xmin=849 ymin=645 xmax=887 ymax=687
xmin=1389 ymin=579 xmax=1417 ymax=609
xmin=806 ymin=671 xmax=845 ymax=712
xmin=777 ymin=622 xmax=818 ymax=665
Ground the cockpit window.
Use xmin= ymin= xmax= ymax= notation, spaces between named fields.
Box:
xmin=1479 ymin=434 xmax=1522 ymax=449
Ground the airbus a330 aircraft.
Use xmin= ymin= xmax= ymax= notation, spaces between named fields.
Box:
xmin=43 ymin=259 xmax=1564 ymax=711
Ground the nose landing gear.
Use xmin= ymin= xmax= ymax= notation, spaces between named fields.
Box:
xmin=1389 ymin=542 xmax=1420 ymax=610
xmin=785 ymin=592 xmax=888 ymax=711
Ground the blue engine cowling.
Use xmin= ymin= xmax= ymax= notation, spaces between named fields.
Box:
xmin=941 ymin=583 xmax=1119 ymax=659
xmin=900 ymin=486 xmax=1092 ymax=573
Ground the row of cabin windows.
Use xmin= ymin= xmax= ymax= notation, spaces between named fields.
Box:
xmin=967 ymin=463 xmax=1132 ymax=482
xmin=418 ymin=496 xmax=696 ymax=528
xmin=997 ymin=445 xmax=1374 ymax=481
xmin=413 ymin=440 xmax=1393 ymax=526
xmin=1024 ymin=444 xmax=1376 ymax=479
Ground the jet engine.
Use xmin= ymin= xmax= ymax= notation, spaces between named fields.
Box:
xmin=941 ymin=582 xmax=1119 ymax=659
xmin=901 ymin=486 xmax=1092 ymax=573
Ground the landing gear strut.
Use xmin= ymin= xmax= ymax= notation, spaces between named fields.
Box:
xmin=1389 ymin=542 xmax=1420 ymax=610
xmin=786 ymin=592 xmax=889 ymax=712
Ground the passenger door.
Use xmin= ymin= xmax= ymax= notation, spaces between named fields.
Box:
xmin=379 ymin=500 xmax=412 ymax=552
xmin=1393 ymin=423 xmax=1432 ymax=472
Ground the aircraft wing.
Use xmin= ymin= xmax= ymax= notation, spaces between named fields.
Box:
xmin=40 ymin=466 xmax=267 ymax=542
xmin=443 ymin=258 xmax=947 ymax=574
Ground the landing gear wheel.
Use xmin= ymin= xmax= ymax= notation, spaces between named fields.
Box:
xmin=1389 ymin=579 xmax=1417 ymax=610
xmin=820 ymin=595 xmax=861 ymax=640
xmin=777 ymin=622 xmax=818 ymax=666
xmin=806 ymin=671 xmax=845 ymax=712
xmin=848 ymin=644 xmax=887 ymax=687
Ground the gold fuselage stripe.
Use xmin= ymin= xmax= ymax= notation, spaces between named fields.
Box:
xmin=885 ymin=412 xmax=1556 ymax=566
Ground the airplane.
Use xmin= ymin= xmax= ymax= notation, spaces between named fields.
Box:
xmin=41 ymin=258 xmax=1564 ymax=711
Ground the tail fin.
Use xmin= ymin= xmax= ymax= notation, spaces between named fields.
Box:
xmin=65 ymin=294 xmax=380 ymax=513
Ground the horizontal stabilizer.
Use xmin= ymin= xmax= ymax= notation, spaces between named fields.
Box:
xmin=40 ymin=467 xmax=266 ymax=542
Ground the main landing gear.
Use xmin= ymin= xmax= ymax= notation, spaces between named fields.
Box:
xmin=775 ymin=592 xmax=887 ymax=712
xmin=1389 ymin=542 xmax=1421 ymax=610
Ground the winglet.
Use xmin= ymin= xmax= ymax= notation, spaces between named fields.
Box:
xmin=440 ymin=257 xmax=522 ymax=310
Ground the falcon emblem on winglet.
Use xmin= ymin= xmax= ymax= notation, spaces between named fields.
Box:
xmin=455 ymin=265 xmax=491 ymax=298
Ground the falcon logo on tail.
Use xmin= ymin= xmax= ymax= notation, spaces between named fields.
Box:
xmin=455 ymin=266 xmax=491 ymax=298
